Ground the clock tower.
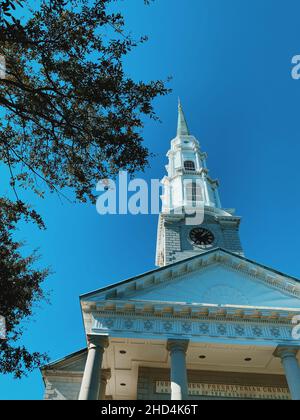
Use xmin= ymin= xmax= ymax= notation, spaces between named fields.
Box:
xmin=156 ymin=101 xmax=244 ymax=267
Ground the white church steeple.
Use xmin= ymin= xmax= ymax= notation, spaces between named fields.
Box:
xmin=161 ymin=100 xmax=222 ymax=213
xmin=156 ymin=101 xmax=243 ymax=267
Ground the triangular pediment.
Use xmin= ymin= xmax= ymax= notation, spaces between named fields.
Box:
xmin=123 ymin=264 xmax=300 ymax=309
xmin=41 ymin=349 xmax=87 ymax=375
xmin=82 ymin=249 xmax=300 ymax=311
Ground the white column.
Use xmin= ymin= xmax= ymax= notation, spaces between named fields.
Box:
xmin=202 ymin=174 xmax=210 ymax=205
xmin=78 ymin=335 xmax=109 ymax=401
xmin=274 ymin=346 xmax=300 ymax=400
xmin=215 ymin=187 xmax=222 ymax=208
xmin=170 ymin=152 xmax=175 ymax=177
xmin=166 ymin=339 xmax=189 ymax=400
xmin=195 ymin=152 xmax=201 ymax=171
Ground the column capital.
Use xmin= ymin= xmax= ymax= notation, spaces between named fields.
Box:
xmin=98 ymin=369 xmax=111 ymax=401
xmin=167 ymin=339 xmax=189 ymax=353
xmin=87 ymin=334 xmax=109 ymax=349
xmin=273 ymin=345 xmax=300 ymax=359
xmin=101 ymin=369 xmax=111 ymax=382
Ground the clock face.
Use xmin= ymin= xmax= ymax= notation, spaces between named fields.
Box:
xmin=190 ymin=228 xmax=215 ymax=247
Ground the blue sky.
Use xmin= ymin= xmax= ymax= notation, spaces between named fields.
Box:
xmin=1 ymin=0 xmax=300 ymax=399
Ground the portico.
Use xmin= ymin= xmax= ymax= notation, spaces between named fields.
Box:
xmin=82 ymin=339 xmax=300 ymax=400
xmin=42 ymin=331 xmax=300 ymax=400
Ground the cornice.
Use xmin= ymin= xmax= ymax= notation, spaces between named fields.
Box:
xmin=42 ymin=370 xmax=83 ymax=379
xmin=83 ymin=300 xmax=300 ymax=324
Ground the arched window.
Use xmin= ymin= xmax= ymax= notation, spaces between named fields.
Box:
xmin=186 ymin=181 xmax=203 ymax=203
xmin=184 ymin=160 xmax=196 ymax=171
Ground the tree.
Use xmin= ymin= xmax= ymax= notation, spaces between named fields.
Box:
xmin=0 ymin=0 xmax=168 ymax=377
xmin=0 ymin=199 xmax=49 ymax=377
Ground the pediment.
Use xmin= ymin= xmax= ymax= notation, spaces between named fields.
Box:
xmin=43 ymin=350 xmax=87 ymax=373
xmin=82 ymin=250 xmax=300 ymax=311
xmin=124 ymin=264 xmax=300 ymax=309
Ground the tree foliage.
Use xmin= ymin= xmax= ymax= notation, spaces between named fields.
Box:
xmin=0 ymin=0 xmax=168 ymax=377
xmin=0 ymin=199 xmax=49 ymax=377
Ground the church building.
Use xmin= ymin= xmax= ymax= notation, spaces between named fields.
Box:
xmin=41 ymin=103 xmax=300 ymax=400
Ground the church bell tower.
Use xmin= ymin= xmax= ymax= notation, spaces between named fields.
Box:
xmin=156 ymin=101 xmax=244 ymax=267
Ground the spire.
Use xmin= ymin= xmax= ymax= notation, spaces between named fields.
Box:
xmin=177 ymin=98 xmax=190 ymax=137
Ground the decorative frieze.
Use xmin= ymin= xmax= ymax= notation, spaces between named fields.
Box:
xmin=92 ymin=313 xmax=296 ymax=343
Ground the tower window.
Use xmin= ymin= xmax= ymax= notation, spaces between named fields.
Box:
xmin=184 ymin=161 xmax=196 ymax=171
xmin=186 ymin=181 xmax=203 ymax=203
